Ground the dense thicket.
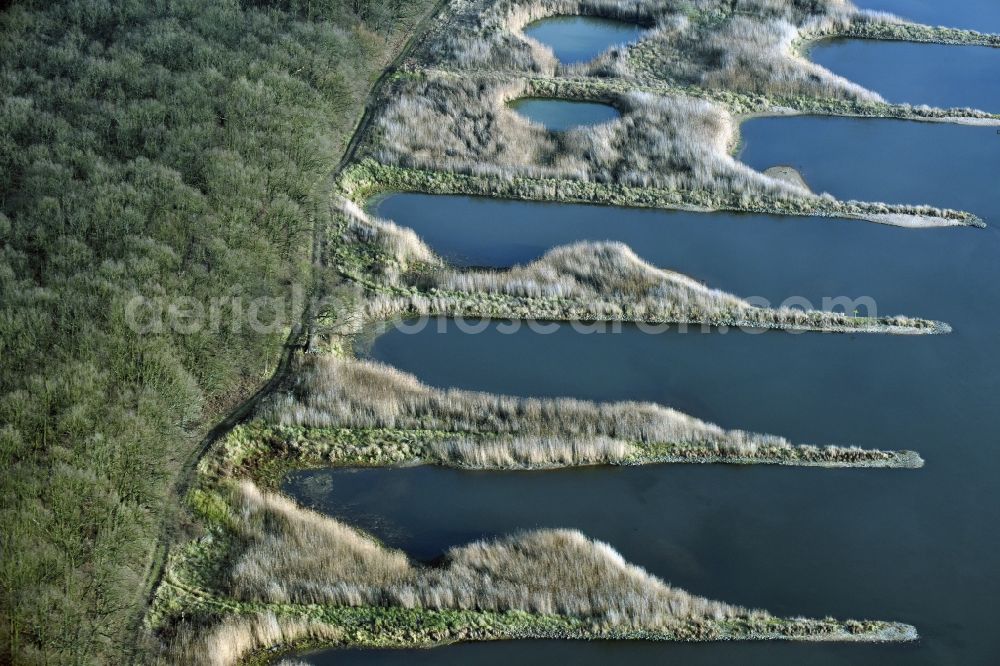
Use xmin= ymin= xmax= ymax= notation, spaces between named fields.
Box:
xmin=0 ymin=0 xmax=432 ymax=663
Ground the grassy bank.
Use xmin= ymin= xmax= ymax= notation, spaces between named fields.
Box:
xmin=416 ymin=67 xmax=1000 ymax=122
xmin=0 ymin=0 xmax=438 ymax=663
xmin=833 ymin=13 xmax=1000 ymax=48
xmin=215 ymin=417 xmax=922 ymax=485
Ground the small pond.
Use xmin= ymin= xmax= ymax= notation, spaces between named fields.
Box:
xmin=522 ymin=15 xmax=645 ymax=64
xmin=508 ymin=98 xmax=619 ymax=131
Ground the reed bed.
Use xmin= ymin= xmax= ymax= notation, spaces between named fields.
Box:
xmin=257 ymin=354 xmax=908 ymax=465
xmin=333 ymin=199 xmax=948 ymax=334
xmin=426 ymin=435 xmax=636 ymax=468
xmin=339 ymin=198 xmax=439 ymax=268
xmin=413 ymin=0 xmax=996 ymax=108
xmin=163 ymin=613 xmax=343 ymax=666
xmin=363 ymin=75 xmax=988 ymax=227
xmin=226 ymin=480 xmax=752 ymax=628
xmin=151 ymin=477 xmax=917 ymax=660
xmin=153 ymin=476 xmax=918 ymax=661
xmin=368 ymin=75 xmax=803 ymax=196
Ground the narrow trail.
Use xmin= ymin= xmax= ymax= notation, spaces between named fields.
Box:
xmin=129 ymin=3 xmax=450 ymax=661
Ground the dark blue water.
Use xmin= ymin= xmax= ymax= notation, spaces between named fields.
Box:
xmin=362 ymin=309 xmax=994 ymax=443
xmin=811 ymin=40 xmax=1000 ymax=111
xmin=522 ymin=16 xmax=645 ymax=64
xmin=738 ymin=116 xmax=1000 ymax=219
xmin=855 ymin=0 xmax=1000 ymax=34
xmin=509 ymin=98 xmax=620 ymax=131
xmin=298 ymin=640 xmax=916 ymax=666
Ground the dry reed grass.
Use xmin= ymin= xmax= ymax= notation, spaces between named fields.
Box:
xmin=368 ymin=74 xmax=804 ymax=197
xmin=333 ymin=199 xmax=943 ymax=333
xmin=164 ymin=612 xmax=343 ymax=666
xmin=259 ymin=354 xmax=863 ymax=460
xmin=224 ymin=480 xmax=756 ymax=629
xmin=427 ymin=435 xmax=637 ymax=468
xmin=412 ymin=0 xmax=928 ymax=103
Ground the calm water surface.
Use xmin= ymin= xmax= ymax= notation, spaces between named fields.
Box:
xmin=298 ymin=640 xmax=917 ymax=666
xmin=508 ymin=98 xmax=619 ymax=131
xmin=522 ymin=16 xmax=645 ymax=64
xmin=811 ymin=40 xmax=1000 ymax=111
xmin=738 ymin=116 xmax=1000 ymax=220
xmin=855 ymin=0 xmax=1000 ymax=34
xmin=289 ymin=40 xmax=999 ymax=666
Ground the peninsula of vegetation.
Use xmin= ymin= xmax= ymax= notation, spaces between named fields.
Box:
xmin=151 ymin=481 xmax=917 ymax=666
xmin=329 ymin=198 xmax=950 ymax=334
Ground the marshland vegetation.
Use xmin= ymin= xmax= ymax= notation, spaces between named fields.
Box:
xmin=353 ymin=0 xmax=998 ymax=229
xmin=360 ymin=74 xmax=984 ymax=226
xmin=223 ymin=480 xmax=750 ymax=621
xmin=345 ymin=158 xmax=983 ymax=228
xmin=163 ymin=612 xmax=344 ymax=666
xmin=328 ymin=197 xmax=948 ymax=332
xmin=244 ymin=353 xmax=924 ymax=469
xmin=368 ymin=75 xmax=785 ymax=187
